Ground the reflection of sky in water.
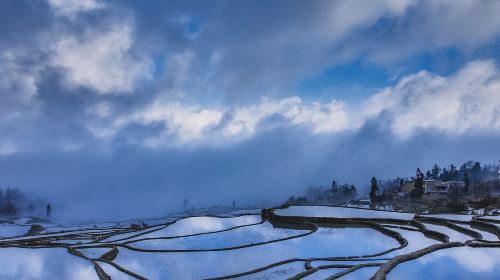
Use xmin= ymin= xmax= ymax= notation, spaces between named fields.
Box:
xmin=0 ymin=225 xmax=29 ymax=238
xmin=2 ymin=211 xmax=498 ymax=279
xmin=97 ymin=261 xmax=138 ymax=280
xmin=421 ymin=223 xmax=471 ymax=242
xmin=240 ymin=261 xmax=305 ymax=280
xmin=0 ymin=248 xmax=98 ymax=280
xmin=125 ymin=215 xmax=261 ymax=242
xmin=130 ymin=222 xmax=307 ymax=250
xmin=389 ymin=247 xmax=500 ymax=280
xmin=111 ymin=227 xmax=397 ymax=279
xmin=341 ymin=267 xmax=379 ymax=279
xmin=461 ymin=224 xmax=498 ymax=241
xmin=301 ymin=267 xmax=345 ymax=279
xmin=102 ymin=215 xmax=260 ymax=243
xmin=276 ymin=206 xmax=415 ymax=219
xmin=384 ymin=228 xmax=439 ymax=256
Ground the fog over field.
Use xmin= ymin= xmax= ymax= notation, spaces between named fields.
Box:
xmin=1 ymin=129 xmax=499 ymax=219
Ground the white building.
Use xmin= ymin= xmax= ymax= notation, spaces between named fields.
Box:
xmin=423 ymin=180 xmax=466 ymax=200
xmin=424 ymin=180 xmax=448 ymax=195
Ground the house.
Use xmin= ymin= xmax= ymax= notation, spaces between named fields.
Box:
xmin=422 ymin=180 xmax=466 ymax=200
xmin=423 ymin=180 xmax=447 ymax=194
xmin=423 ymin=180 xmax=448 ymax=200
xmin=446 ymin=181 xmax=466 ymax=192
xmin=401 ymin=179 xmax=414 ymax=194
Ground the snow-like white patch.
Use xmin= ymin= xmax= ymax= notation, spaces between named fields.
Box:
xmin=100 ymin=225 xmax=166 ymax=243
xmin=128 ymin=222 xmax=305 ymax=250
xmin=420 ymin=214 xmax=473 ymax=221
xmin=383 ymin=228 xmax=439 ymax=257
xmin=478 ymin=215 xmax=500 ymax=221
xmin=123 ymin=215 xmax=261 ymax=242
xmin=461 ymin=225 xmax=498 ymax=241
xmin=422 ymin=223 xmax=471 ymax=242
xmin=275 ymin=206 xmax=415 ymax=219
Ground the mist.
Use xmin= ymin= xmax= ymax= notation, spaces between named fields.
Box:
xmin=1 ymin=122 xmax=498 ymax=220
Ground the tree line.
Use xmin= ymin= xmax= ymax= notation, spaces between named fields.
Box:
xmin=0 ymin=187 xmax=51 ymax=218
xmin=369 ymin=160 xmax=500 ymax=202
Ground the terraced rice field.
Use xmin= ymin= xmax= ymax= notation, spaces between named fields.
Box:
xmin=0 ymin=206 xmax=499 ymax=279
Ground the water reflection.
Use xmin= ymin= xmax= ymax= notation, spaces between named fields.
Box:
xmin=111 ymin=227 xmax=397 ymax=279
xmin=0 ymin=248 xmax=98 ymax=280
xmin=389 ymin=247 xmax=500 ymax=280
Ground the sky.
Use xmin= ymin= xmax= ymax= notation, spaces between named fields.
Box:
xmin=1 ymin=0 xmax=500 ymax=219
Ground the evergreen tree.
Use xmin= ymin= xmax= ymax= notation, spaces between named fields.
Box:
xmin=46 ymin=204 xmax=52 ymax=219
xmin=331 ymin=180 xmax=338 ymax=192
xmin=441 ymin=168 xmax=449 ymax=181
xmin=431 ymin=164 xmax=440 ymax=179
xmin=369 ymin=177 xmax=379 ymax=202
xmin=3 ymin=200 xmax=17 ymax=216
xmin=411 ymin=168 xmax=424 ymax=199
xmin=449 ymin=165 xmax=459 ymax=181
xmin=28 ymin=204 xmax=34 ymax=216
xmin=463 ymin=172 xmax=470 ymax=193
xmin=349 ymin=185 xmax=357 ymax=199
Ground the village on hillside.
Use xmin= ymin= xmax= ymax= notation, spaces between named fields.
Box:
xmin=286 ymin=161 xmax=500 ymax=214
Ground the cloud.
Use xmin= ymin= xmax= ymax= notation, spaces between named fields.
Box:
xmin=89 ymin=97 xmax=352 ymax=148
xmin=0 ymin=142 xmax=16 ymax=156
xmin=51 ymin=23 xmax=154 ymax=94
xmin=0 ymin=49 xmax=43 ymax=145
xmin=45 ymin=0 xmax=104 ymax=17
xmin=173 ymin=0 xmax=500 ymax=97
xmin=78 ymin=59 xmax=500 ymax=149
xmin=366 ymin=0 xmax=500 ymax=63
xmin=0 ymin=49 xmax=44 ymax=112
xmin=365 ymin=60 xmax=500 ymax=137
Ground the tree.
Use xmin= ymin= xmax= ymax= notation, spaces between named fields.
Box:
xmin=440 ymin=168 xmax=449 ymax=181
xmin=46 ymin=203 xmax=52 ymax=219
xmin=431 ymin=164 xmax=440 ymax=179
xmin=349 ymin=185 xmax=357 ymax=199
xmin=182 ymin=199 xmax=189 ymax=211
xmin=463 ymin=172 xmax=470 ymax=193
xmin=3 ymin=200 xmax=17 ymax=216
xmin=449 ymin=165 xmax=459 ymax=181
xmin=369 ymin=177 xmax=379 ymax=202
xmin=472 ymin=162 xmax=481 ymax=175
xmin=471 ymin=162 xmax=481 ymax=191
xmin=425 ymin=170 xmax=432 ymax=179
xmin=411 ymin=168 xmax=424 ymax=199
xmin=331 ymin=180 xmax=338 ymax=192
